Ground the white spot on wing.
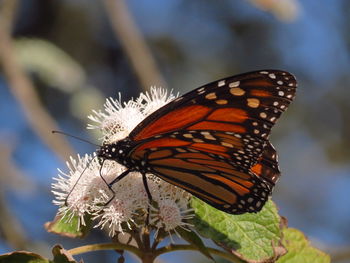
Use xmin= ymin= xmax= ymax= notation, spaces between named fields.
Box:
xmin=269 ymin=73 xmax=276 ymax=79
xmin=229 ymin=81 xmax=240 ymax=87
xmin=218 ymin=80 xmax=226 ymax=87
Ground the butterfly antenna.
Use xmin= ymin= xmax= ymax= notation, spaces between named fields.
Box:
xmin=64 ymin=155 xmax=97 ymax=206
xmin=52 ymin=130 xmax=100 ymax=147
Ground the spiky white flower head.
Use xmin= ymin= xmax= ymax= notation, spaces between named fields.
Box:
xmin=93 ymin=191 xmax=137 ymax=236
xmin=87 ymin=87 xmax=176 ymax=143
xmin=52 ymin=154 xmax=122 ymax=226
xmin=138 ymin=86 xmax=177 ymax=117
xmin=149 ymin=191 xmax=194 ymax=238
xmin=52 ymin=87 xmax=193 ymax=236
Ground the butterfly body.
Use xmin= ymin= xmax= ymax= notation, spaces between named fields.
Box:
xmin=97 ymin=70 xmax=297 ymax=214
xmin=98 ymin=139 xmax=133 ymax=166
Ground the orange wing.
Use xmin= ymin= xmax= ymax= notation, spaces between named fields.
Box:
xmin=251 ymin=142 xmax=281 ymax=184
xmin=130 ymin=141 xmax=272 ymax=214
xmin=125 ymin=70 xmax=296 ymax=214
xmin=129 ymin=70 xmax=297 ymax=142
xmin=129 ymin=131 xmax=276 ymax=214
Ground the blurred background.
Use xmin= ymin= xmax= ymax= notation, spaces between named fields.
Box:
xmin=0 ymin=0 xmax=349 ymax=262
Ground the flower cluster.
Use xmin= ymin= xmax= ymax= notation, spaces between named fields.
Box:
xmin=52 ymin=87 xmax=193 ymax=236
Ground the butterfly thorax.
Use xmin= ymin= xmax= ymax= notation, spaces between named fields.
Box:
xmin=97 ymin=137 xmax=135 ymax=169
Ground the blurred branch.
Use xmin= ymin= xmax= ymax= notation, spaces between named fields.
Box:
xmin=102 ymin=0 xmax=167 ymax=91
xmin=0 ymin=143 xmax=51 ymax=252
xmin=0 ymin=142 xmax=28 ymax=249
xmin=0 ymin=0 xmax=18 ymax=31
xmin=0 ymin=0 xmax=75 ymax=161
xmin=0 ymin=142 xmax=34 ymax=192
xmin=0 ymin=191 xmax=28 ymax=249
xmin=331 ymin=248 xmax=350 ymax=262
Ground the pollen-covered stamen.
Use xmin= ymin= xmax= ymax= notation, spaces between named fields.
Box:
xmin=93 ymin=197 xmax=135 ymax=236
xmin=156 ymin=200 xmax=182 ymax=230
xmin=149 ymin=198 xmax=194 ymax=238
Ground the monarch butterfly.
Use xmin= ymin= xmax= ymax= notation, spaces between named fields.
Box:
xmin=97 ymin=70 xmax=297 ymax=214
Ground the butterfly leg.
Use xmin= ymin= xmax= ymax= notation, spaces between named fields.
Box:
xmin=142 ymin=173 xmax=152 ymax=225
xmin=142 ymin=173 xmax=152 ymax=201
xmin=103 ymin=167 xmax=133 ymax=206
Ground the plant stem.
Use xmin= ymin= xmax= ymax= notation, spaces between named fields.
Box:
xmin=142 ymin=226 xmax=151 ymax=251
xmin=140 ymin=253 xmax=155 ymax=263
xmin=155 ymin=244 xmax=246 ymax=263
xmin=67 ymin=240 xmax=245 ymax=262
xmin=68 ymin=242 xmax=142 ymax=259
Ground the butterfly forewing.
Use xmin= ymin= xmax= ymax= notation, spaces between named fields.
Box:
xmin=129 ymin=70 xmax=296 ymax=142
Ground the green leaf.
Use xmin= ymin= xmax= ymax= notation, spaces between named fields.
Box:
xmin=276 ymin=228 xmax=330 ymax=263
xmin=45 ymin=214 xmax=92 ymax=238
xmin=52 ymin=245 xmax=78 ymax=263
xmin=191 ymin=198 xmax=285 ymax=263
xmin=0 ymin=251 xmax=50 ymax=263
xmin=176 ymin=227 xmax=214 ymax=261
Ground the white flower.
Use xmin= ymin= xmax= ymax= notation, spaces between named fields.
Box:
xmin=52 ymin=154 xmax=121 ymax=225
xmin=150 ymin=198 xmax=194 ymax=236
xmin=138 ymin=86 xmax=177 ymax=117
xmin=87 ymin=95 xmax=144 ymax=143
xmin=52 ymin=87 xmax=194 ymax=235
xmin=93 ymin=192 xmax=136 ymax=236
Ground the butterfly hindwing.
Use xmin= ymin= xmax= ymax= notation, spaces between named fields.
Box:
xmin=135 ymin=145 xmax=271 ymax=214
xmin=128 ymin=129 xmax=276 ymax=213
xmin=251 ymin=141 xmax=281 ymax=184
